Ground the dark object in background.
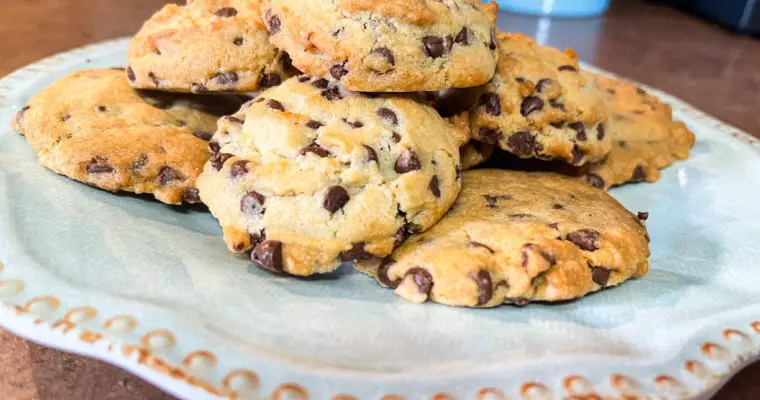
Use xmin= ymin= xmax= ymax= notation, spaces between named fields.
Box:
xmin=650 ymin=0 xmax=760 ymax=34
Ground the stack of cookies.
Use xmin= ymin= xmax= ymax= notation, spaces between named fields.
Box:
xmin=11 ymin=0 xmax=695 ymax=308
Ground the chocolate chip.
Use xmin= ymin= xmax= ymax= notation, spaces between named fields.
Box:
xmin=470 ymin=242 xmax=494 ymax=253
xmin=266 ymin=99 xmax=285 ymax=111
xmin=488 ymin=30 xmax=497 ymax=50
xmin=61 ymin=114 xmax=71 ymax=122
xmin=510 ymin=298 xmax=530 ymax=307
xmin=377 ymin=108 xmax=398 ymax=126
xmin=596 ymin=124 xmax=606 ymax=140
xmin=585 ymin=173 xmax=604 ymax=189
xmin=391 ymin=132 xmax=401 ymax=143
xmin=229 ymin=160 xmax=249 ymax=178
xmin=405 ymin=222 xmax=422 ymax=234
xmin=126 ymin=67 xmax=136 ymax=82
xmin=479 ymin=93 xmax=501 ymax=116
xmin=213 ymin=72 xmax=239 ymax=87
xmin=549 ymin=101 xmax=565 ymax=112
xmin=631 ymin=166 xmax=646 ymax=182
xmin=520 ymin=96 xmax=544 ymax=117
xmin=455 ymin=27 xmax=469 ymax=45
xmin=606 ymin=88 xmax=616 ymax=95
xmin=566 ymin=229 xmax=600 ymax=251
xmin=208 ymin=141 xmax=221 ymax=154
xmin=259 ymin=73 xmax=282 ymax=89
xmin=86 ymin=157 xmax=114 ymax=174
xmin=637 ymin=211 xmax=649 ymax=221
xmin=148 ymin=72 xmax=160 ymax=87
xmin=549 ymin=223 xmax=559 ymax=230
xmin=508 ymin=131 xmax=538 ymax=157
xmin=571 ymin=145 xmax=583 ymax=164
xmin=191 ymin=83 xmax=208 ymax=93
xmin=96 ymin=105 xmax=108 ymax=112
xmin=298 ymin=76 xmax=311 ymax=83
xmin=321 ymin=87 xmax=342 ymax=101
xmin=251 ymin=240 xmax=283 ymax=273
xmin=406 ymin=268 xmax=433 ymax=295
xmin=223 ymin=116 xmax=243 ymax=124
xmin=553 ymin=204 xmax=565 ymax=210
xmin=13 ymin=106 xmax=29 ymax=130
xmin=455 ymin=165 xmax=462 ymax=180
xmin=377 ymin=259 xmax=401 ymax=288
xmin=428 ymin=175 xmax=440 ymax=198
xmin=342 ymin=118 xmax=363 ymax=128
xmin=183 ymin=188 xmax=200 ymax=203
xmin=370 ymin=47 xmax=395 ymax=66
xmin=158 ymin=166 xmax=178 ymax=185
xmin=306 ymin=120 xmax=323 ymax=130
xmin=210 ymin=152 xmax=234 ymax=170
xmin=510 ymin=213 xmax=534 ymax=220
xmin=536 ymin=79 xmax=552 ymax=93
xmin=591 ymin=266 xmax=610 ymax=286
xmin=233 ymin=37 xmax=243 ymax=46
xmin=363 ymin=145 xmax=378 ymax=163
xmin=215 ymin=7 xmax=237 ymax=17
xmin=267 ymin=13 xmax=281 ymax=34
xmin=299 ymin=142 xmax=330 ymax=157
xmin=644 ymin=233 xmax=651 ymax=243
xmin=323 ymin=186 xmax=349 ymax=213
xmin=394 ymin=150 xmax=422 ymax=173
xmin=312 ymin=78 xmax=329 ymax=89
xmin=515 ymin=77 xmax=525 ymax=84
xmin=522 ymin=243 xmax=557 ymax=268
xmin=189 ymin=131 xmax=211 ymax=141
xmin=558 ymin=65 xmax=578 ymax=72
xmin=330 ymin=63 xmax=348 ymax=80
xmin=569 ymin=122 xmax=586 ymax=141
xmin=240 ymin=191 xmax=266 ymax=215
xmin=479 ymin=128 xmax=502 ymax=145
xmin=280 ymin=52 xmax=293 ymax=70
xmin=483 ymin=194 xmax=511 ymax=209
xmin=470 ymin=270 xmax=493 ymax=306
xmin=550 ymin=122 xmax=565 ymax=129
xmin=340 ymin=242 xmax=374 ymax=261
xmin=393 ymin=228 xmax=408 ymax=249
xmin=422 ymin=36 xmax=445 ymax=58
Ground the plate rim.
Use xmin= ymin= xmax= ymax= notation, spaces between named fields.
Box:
xmin=1 ymin=37 xmax=759 ymax=400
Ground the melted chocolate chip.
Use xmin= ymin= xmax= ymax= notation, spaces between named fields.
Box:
xmin=233 ymin=37 xmax=243 ymax=46
xmin=377 ymin=108 xmax=398 ymax=126
xmin=183 ymin=188 xmax=200 ymax=203
xmin=208 ymin=141 xmax=221 ymax=154
xmin=406 ymin=267 xmax=433 ymax=295
xmin=340 ymin=242 xmax=374 ymax=261
xmin=479 ymin=92 xmax=501 ymax=116
xmin=394 ymin=150 xmax=422 ymax=173
xmin=470 ymin=241 xmax=494 ymax=253
xmin=428 ymin=175 xmax=440 ymax=198
xmin=520 ymin=96 xmax=544 ymax=116
xmin=508 ymin=131 xmax=538 ymax=157
xmin=312 ymin=78 xmax=329 ymax=89
xmin=299 ymin=142 xmax=330 ymax=157
xmin=259 ymin=73 xmax=282 ymax=89
xmin=393 ymin=228 xmax=409 ymax=249
xmin=342 ymin=118 xmax=363 ymax=128
xmin=363 ymin=145 xmax=378 ymax=163
xmin=637 ymin=211 xmax=649 ymax=221
xmin=323 ymin=186 xmax=350 ymax=213
xmin=158 ymin=166 xmax=178 ymax=185
xmin=596 ymin=124 xmax=606 ymax=140
xmin=215 ymin=7 xmax=237 ymax=17
xmin=391 ymin=132 xmax=401 ymax=143
xmin=193 ymin=131 xmax=213 ymax=140
xmin=191 ymin=83 xmax=209 ymax=93
xmin=550 ymin=101 xmax=565 ymax=112
xmin=266 ymin=99 xmax=285 ymax=111
xmin=321 ymin=87 xmax=342 ymax=101
xmin=240 ymin=191 xmax=266 ymax=215
xmin=591 ymin=266 xmax=611 ymax=286
xmin=330 ymin=63 xmax=348 ymax=80
xmin=536 ymin=79 xmax=552 ymax=93
xmin=558 ymin=65 xmax=578 ymax=72
xmin=569 ymin=122 xmax=586 ymax=141
xmin=251 ymin=240 xmax=283 ymax=273
xmin=126 ymin=67 xmax=136 ymax=82
xmin=550 ymin=122 xmax=565 ymax=129
xmin=229 ymin=160 xmax=249 ymax=178
xmin=306 ymin=120 xmax=323 ymax=130
xmin=488 ymin=30 xmax=496 ymax=50
xmin=631 ymin=166 xmax=646 ymax=182
xmin=370 ymin=47 xmax=395 ymax=66
xmin=571 ymin=145 xmax=584 ymax=164
xmin=585 ymin=173 xmax=605 ymax=189
xmin=454 ymin=27 xmax=469 ymax=45
xmin=479 ymin=128 xmax=502 ymax=145
xmin=148 ymin=72 xmax=160 ymax=87
xmin=522 ymin=243 xmax=556 ymax=268
xmin=422 ymin=36 xmax=445 ymax=58
xmin=470 ymin=270 xmax=493 ymax=306
xmin=210 ymin=152 xmax=234 ymax=170
xmin=85 ymin=157 xmax=114 ymax=174
xmin=566 ymin=229 xmax=600 ymax=251
xmin=267 ymin=12 xmax=281 ymax=34
xmin=455 ymin=165 xmax=462 ymax=180
xmin=213 ymin=72 xmax=239 ymax=87
xmin=553 ymin=204 xmax=565 ymax=210
xmin=377 ymin=259 xmax=401 ymax=288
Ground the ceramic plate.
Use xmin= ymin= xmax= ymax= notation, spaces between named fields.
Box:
xmin=1 ymin=38 xmax=760 ymax=400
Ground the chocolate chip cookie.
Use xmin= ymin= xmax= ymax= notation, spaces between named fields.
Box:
xmin=470 ymin=32 xmax=610 ymax=166
xmin=196 ymin=76 xmax=462 ymax=276
xmin=577 ymin=74 xmax=695 ymax=189
xmin=356 ymin=169 xmax=650 ymax=308
xmin=11 ymin=69 xmax=245 ymax=205
xmin=262 ymin=0 xmax=499 ymax=92
xmin=127 ymin=0 xmax=292 ymax=93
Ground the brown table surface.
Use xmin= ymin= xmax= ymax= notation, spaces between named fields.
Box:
xmin=1 ymin=0 xmax=759 ymax=399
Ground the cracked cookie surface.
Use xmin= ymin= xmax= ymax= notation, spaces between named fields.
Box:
xmin=470 ymin=32 xmax=610 ymax=166
xmin=262 ymin=0 xmax=499 ymax=92
xmin=127 ymin=0 xmax=292 ymax=93
xmin=196 ymin=76 xmax=462 ymax=276
xmin=11 ymin=69 xmax=245 ymax=204
xmin=576 ymin=74 xmax=695 ymax=189
xmin=356 ymin=169 xmax=650 ymax=308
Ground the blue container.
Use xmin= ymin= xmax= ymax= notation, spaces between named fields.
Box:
xmin=494 ymin=0 xmax=611 ymax=17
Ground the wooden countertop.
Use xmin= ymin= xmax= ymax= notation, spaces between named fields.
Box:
xmin=0 ymin=0 xmax=758 ymax=399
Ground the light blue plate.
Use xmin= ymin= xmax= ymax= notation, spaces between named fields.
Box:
xmin=0 ymin=39 xmax=759 ymax=400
